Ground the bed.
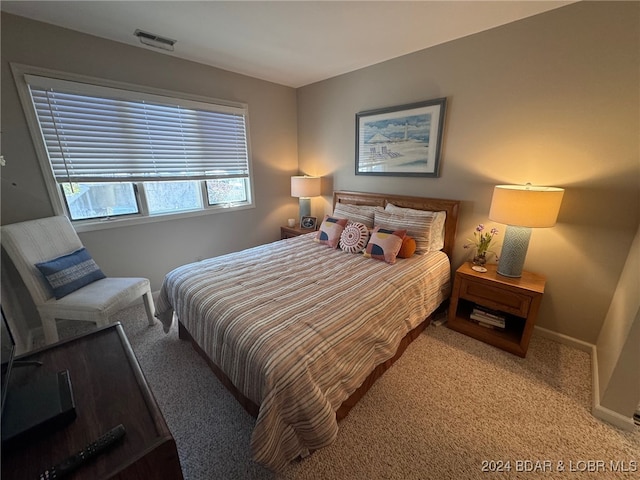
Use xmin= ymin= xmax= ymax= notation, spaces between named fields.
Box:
xmin=156 ymin=191 xmax=460 ymax=471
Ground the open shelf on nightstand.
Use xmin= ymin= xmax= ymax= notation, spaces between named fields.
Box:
xmin=447 ymin=263 xmax=545 ymax=357
xmin=449 ymin=299 xmax=525 ymax=346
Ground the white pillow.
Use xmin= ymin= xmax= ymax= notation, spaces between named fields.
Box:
xmin=376 ymin=204 xmax=446 ymax=253
xmin=332 ymin=203 xmax=383 ymax=228
xmin=339 ymin=222 xmax=370 ymax=253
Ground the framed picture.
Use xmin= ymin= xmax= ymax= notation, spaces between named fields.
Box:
xmin=300 ymin=216 xmax=317 ymax=230
xmin=355 ymin=98 xmax=447 ymax=177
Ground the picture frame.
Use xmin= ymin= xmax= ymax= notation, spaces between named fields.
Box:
xmin=300 ymin=216 xmax=317 ymax=230
xmin=355 ymin=98 xmax=447 ymax=177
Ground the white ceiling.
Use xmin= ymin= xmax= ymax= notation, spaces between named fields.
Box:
xmin=2 ymin=1 xmax=574 ymax=88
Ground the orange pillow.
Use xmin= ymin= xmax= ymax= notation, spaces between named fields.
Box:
xmin=397 ymin=236 xmax=416 ymax=258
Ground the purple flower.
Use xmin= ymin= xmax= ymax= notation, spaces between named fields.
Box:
xmin=467 ymin=223 xmax=499 ymax=259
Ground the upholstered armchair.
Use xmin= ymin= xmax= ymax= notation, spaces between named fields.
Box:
xmin=1 ymin=215 xmax=155 ymax=345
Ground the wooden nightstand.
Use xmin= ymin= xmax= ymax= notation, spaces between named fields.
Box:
xmin=280 ymin=225 xmax=315 ymax=239
xmin=447 ymin=263 xmax=546 ymax=357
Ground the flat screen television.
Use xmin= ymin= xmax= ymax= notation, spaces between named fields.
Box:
xmin=1 ymin=307 xmax=76 ymax=445
xmin=1 ymin=306 xmax=16 ymax=419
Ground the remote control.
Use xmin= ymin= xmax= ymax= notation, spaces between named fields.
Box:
xmin=39 ymin=424 xmax=126 ymax=479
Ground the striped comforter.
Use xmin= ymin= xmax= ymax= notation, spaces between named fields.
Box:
xmin=156 ymin=233 xmax=450 ymax=471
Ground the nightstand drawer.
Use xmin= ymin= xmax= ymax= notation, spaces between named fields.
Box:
xmin=460 ymin=277 xmax=531 ymax=317
xmin=280 ymin=226 xmax=315 ymax=239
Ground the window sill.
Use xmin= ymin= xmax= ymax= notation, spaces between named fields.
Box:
xmin=72 ymin=202 xmax=255 ymax=233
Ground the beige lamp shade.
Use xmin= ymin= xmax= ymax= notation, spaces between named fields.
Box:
xmin=291 ymin=176 xmax=321 ymax=198
xmin=489 ymin=185 xmax=564 ymax=228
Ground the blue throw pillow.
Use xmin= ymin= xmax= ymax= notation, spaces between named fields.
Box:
xmin=35 ymin=247 xmax=106 ymax=299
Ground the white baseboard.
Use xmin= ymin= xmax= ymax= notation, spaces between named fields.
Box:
xmin=534 ymin=326 xmax=636 ymax=432
xmin=590 ymin=346 xmax=636 ymax=431
xmin=533 ymin=325 xmax=593 ymax=352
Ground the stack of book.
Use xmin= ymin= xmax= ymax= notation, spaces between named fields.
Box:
xmin=470 ymin=306 xmax=506 ymax=329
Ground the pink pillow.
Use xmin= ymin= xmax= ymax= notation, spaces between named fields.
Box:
xmin=315 ymin=215 xmax=348 ymax=248
xmin=364 ymin=226 xmax=407 ymax=264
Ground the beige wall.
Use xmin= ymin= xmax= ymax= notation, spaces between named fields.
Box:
xmin=297 ymin=1 xmax=640 ymax=344
xmin=597 ymin=224 xmax=640 ymax=418
xmin=2 ymin=3 xmax=639 ymax=347
xmin=1 ymin=13 xmax=299 ymax=300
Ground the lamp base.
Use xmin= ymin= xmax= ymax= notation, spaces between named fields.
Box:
xmin=497 ymin=225 xmax=531 ymax=278
xmin=299 ymin=197 xmax=311 ymax=223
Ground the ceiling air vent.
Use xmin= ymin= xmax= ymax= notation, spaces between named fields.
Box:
xmin=134 ymin=29 xmax=176 ymax=51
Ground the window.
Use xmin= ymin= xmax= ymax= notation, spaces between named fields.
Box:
xmin=13 ymin=65 xmax=253 ymax=229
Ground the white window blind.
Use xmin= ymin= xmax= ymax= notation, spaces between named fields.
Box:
xmin=25 ymin=74 xmax=249 ymax=183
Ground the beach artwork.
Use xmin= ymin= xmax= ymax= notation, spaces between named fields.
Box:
xmin=356 ymin=98 xmax=446 ymax=177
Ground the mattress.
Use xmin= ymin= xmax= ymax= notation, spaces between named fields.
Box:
xmin=156 ymin=232 xmax=450 ymax=470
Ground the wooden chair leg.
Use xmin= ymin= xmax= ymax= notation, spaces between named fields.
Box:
xmin=143 ymin=291 xmax=156 ymax=326
xmin=40 ymin=312 xmax=59 ymax=344
xmin=95 ymin=318 xmax=110 ymax=328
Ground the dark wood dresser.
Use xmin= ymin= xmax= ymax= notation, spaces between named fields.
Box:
xmin=1 ymin=323 xmax=183 ymax=479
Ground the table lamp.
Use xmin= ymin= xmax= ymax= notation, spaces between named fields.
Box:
xmin=291 ymin=176 xmax=321 ymax=223
xmin=489 ymin=184 xmax=564 ymax=278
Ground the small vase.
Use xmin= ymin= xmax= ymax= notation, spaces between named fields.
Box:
xmin=473 ymin=252 xmax=487 ymax=267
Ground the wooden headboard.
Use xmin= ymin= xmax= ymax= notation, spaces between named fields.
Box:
xmin=333 ymin=190 xmax=460 ymax=259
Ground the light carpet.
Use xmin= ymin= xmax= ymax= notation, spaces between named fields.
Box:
xmin=43 ymin=305 xmax=639 ymax=479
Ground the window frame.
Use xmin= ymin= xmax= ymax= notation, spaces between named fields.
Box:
xmin=11 ymin=63 xmax=255 ymax=232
